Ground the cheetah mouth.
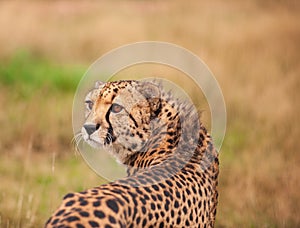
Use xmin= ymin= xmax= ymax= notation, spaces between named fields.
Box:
xmin=84 ymin=133 xmax=116 ymax=149
xmin=81 ymin=125 xmax=113 ymax=149
xmin=82 ymin=132 xmax=103 ymax=149
xmin=84 ymin=137 xmax=102 ymax=148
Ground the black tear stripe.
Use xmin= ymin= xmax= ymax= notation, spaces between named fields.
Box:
xmin=105 ymin=107 xmax=116 ymax=144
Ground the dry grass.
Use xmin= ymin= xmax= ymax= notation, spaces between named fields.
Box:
xmin=0 ymin=0 xmax=299 ymax=227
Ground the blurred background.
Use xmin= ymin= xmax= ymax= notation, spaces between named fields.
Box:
xmin=0 ymin=1 xmax=299 ymax=227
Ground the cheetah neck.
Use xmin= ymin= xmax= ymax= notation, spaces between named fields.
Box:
xmin=122 ymin=100 xmax=206 ymax=176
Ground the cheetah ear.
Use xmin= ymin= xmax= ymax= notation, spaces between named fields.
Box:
xmin=95 ymin=81 xmax=105 ymax=89
xmin=138 ymin=82 xmax=160 ymax=99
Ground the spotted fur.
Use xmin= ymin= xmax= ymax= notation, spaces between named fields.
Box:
xmin=45 ymin=80 xmax=219 ymax=228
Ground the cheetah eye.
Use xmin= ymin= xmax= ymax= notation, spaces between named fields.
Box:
xmin=85 ymin=100 xmax=94 ymax=110
xmin=111 ymin=103 xmax=123 ymax=113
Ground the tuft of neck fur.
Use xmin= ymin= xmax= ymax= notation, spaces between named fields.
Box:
xmin=120 ymin=98 xmax=213 ymax=177
xmin=125 ymin=100 xmax=181 ymax=174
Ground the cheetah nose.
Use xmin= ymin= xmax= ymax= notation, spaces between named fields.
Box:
xmin=83 ymin=124 xmax=100 ymax=135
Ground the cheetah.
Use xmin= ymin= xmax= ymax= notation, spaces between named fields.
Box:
xmin=45 ymin=80 xmax=219 ymax=228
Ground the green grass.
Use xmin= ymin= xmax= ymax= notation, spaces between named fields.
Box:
xmin=0 ymin=51 xmax=84 ymax=97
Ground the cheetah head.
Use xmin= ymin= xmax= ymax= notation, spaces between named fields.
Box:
xmin=81 ymin=80 xmax=161 ymax=163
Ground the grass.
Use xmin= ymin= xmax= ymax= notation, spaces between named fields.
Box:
xmin=0 ymin=53 xmax=101 ymax=227
xmin=0 ymin=0 xmax=299 ymax=227
xmin=0 ymin=153 xmax=103 ymax=227
xmin=0 ymin=51 xmax=84 ymax=96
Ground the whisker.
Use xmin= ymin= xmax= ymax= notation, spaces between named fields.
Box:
xmin=71 ymin=132 xmax=83 ymax=152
